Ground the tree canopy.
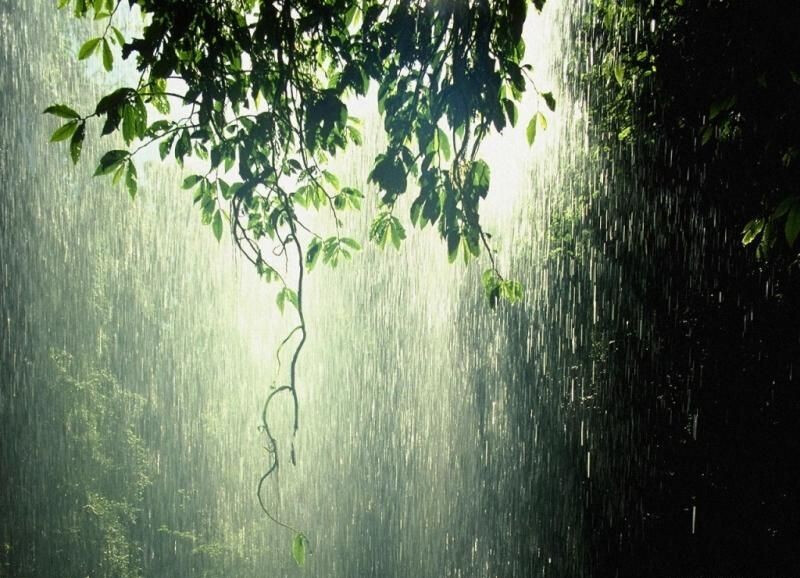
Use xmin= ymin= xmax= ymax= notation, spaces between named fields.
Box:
xmin=46 ymin=0 xmax=551 ymax=559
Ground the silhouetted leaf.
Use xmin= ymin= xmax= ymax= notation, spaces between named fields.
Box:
xmin=542 ymin=91 xmax=556 ymax=111
xmin=93 ymin=149 xmax=128 ymax=176
xmin=69 ymin=122 xmax=85 ymax=164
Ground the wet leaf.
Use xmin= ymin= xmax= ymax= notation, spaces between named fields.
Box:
xmin=43 ymin=104 xmax=80 ymax=119
xmin=78 ymin=37 xmax=101 ymax=60
xmin=50 ymin=121 xmax=78 ymax=142
xmin=101 ymin=38 xmax=113 ymax=71
xmin=614 ymin=63 xmax=624 ymax=86
xmin=306 ymin=238 xmax=322 ymax=271
xmin=182 ymin=175 xmax=204 ymax=189
xmin=125 ymin=160 xmax=138 ymax=199
xmin=526 ymin=115 xmax=537 ymax=146
xmin=70 ymin=122 xmax=85 ymax=164
xmin=110 ymin=25 xmax=125 ymax=46
xmin=292 ymin=533 xmax=307 ymax=567
xmin=212 ymin=210 xmax=223 ymax=241
xmin=742 ymin=218 xmax=764 ymax=246
xmin=542 ymin=91 xmax=556 ymax=112
xmin=94 ymin=149 xmax=128 ymax=176
xmin=436 ymin=127 xmax=451 ymax=161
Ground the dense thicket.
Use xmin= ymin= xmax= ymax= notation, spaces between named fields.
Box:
xmin=567 ymin=1 xmax=800 ymax=574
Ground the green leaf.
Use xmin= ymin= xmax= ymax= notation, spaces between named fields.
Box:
xmin=786 ymin=207 xmax=800 ymax=246
xmin=341 ymin=187 xmax=363 ymax=210
xmin=701 ymin=125 xmax=714 ymax=145
xmin=212 ymin=210 xmax=223 ymax=241
xmin=500 ymin=280 xmax=524 ymax=303
xmin=410 ymin=196 xmax=424 ymax=227
xmin=389 ymin=217 xmax=406 ymax=250
xmin=340 ymin=237 xmax=361 ymax=250
xmin=125 ymin=160 xmax=138 ymax=199
xmin=741 ymin=218 xmax=764 ymax=246
xmin=709 ymin=95 xmax=736 ymax=120
xmin=306 ymin=239 xmax=322 ymax=271
xmin=436 ymin=127 xmax=451 ymax=161
xmin=70 ymin=122 xmax=85 ymax=164
xmin=110 ymin=26 xmax=125 ymax=46
xmin=536 ymin=111 xmax=548 ymax=131
xmin=78 ymin=37 xmax=102 ymax=60
xmin=470 ymin=160 xmax=491 ymax=195
xmin=159 ymin=132 xmax=176 ymax=160
xmin=43 ymin=104 xmax=80 ymax=119
xmin=345 ymin=4 xmax=359 ymax=28
xmin=322 ymin=170 xmax=340 ymax=191
xmin=182 ymin=175 xmax=204 ymax=189
xmin=276 ymin=287 xmax=298 ymax=314
xmin=542 ymin=91 xmax=556 ymax=112
xmin=614 ymin=63 xmax=624 ymax=86
xmin=101 ymin=38 xmax=113 ymax=71
xmin=93 ymin=149 xmax=128 ymax=176
xmin=174 ymin=130 xmax=191 ymax=165
xmin=502 ymin=98 xmax=518 ymax=127
xmin=526 ymin=115 xmax=537 ymax=146
xmin=709 ymin=101 xmax=723 ymax=120
xmin=122 ymin=105 xmax=136 ymax=144
xmin=369 ymin=212 xmax=393 ymax=249
xmin=773 ymin=196 xmax=796 ymax=218
xmin=482 ymin=269 xmax=501 ymax=308
xmin=112 ymin=161 xmax=125 ymax=185
xmin=50 ymin=121 xmax=78 ymax=142
xmin=292 ymin=533 xmax=307 ymax=567
xmin=368 ymin=155 xmax=407 ymax=198
xmin=447 ymin=230 xmax=460 ymax=263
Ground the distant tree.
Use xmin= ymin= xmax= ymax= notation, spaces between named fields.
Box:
xmin=45 ymin=0 xmax=551 ymax=559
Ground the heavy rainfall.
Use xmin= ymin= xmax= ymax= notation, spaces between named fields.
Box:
xmin=2 ymin=0 xmax=799 ymax=577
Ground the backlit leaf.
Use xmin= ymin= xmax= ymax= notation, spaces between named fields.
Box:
xmin=78 ymin=37 xmax=101 ymax=60
xmin=102 ymin=38 xmax=113 ymax=71
xmin=69 ymin=122 xmax=85 ymax=164
xmin=50 ymin=121 xmax=78 ymax=142
xmin=292 ymin=533 xmax=307 ymax=567
xmin=526 ymin=115 xmax=537 ymax=146
xmin=125 ymin=160 xmax=138 ymax=199
xmin=212 ymin=210 xmax=223 ymax=241
xmin=43 ymin=104 xmax=80 ymax=119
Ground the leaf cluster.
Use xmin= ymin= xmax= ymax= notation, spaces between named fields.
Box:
xmin=47 ymin=0 xmax=551 ymax=553
xmin=48 ymin=0 xmax=553 ymax=298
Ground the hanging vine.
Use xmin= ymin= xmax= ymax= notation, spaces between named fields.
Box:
xmin=46 ymin=0 xmax=553 ymax=563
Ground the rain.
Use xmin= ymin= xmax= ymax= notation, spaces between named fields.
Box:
xmin=2 ymin=0 xmax=799 ymax=576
